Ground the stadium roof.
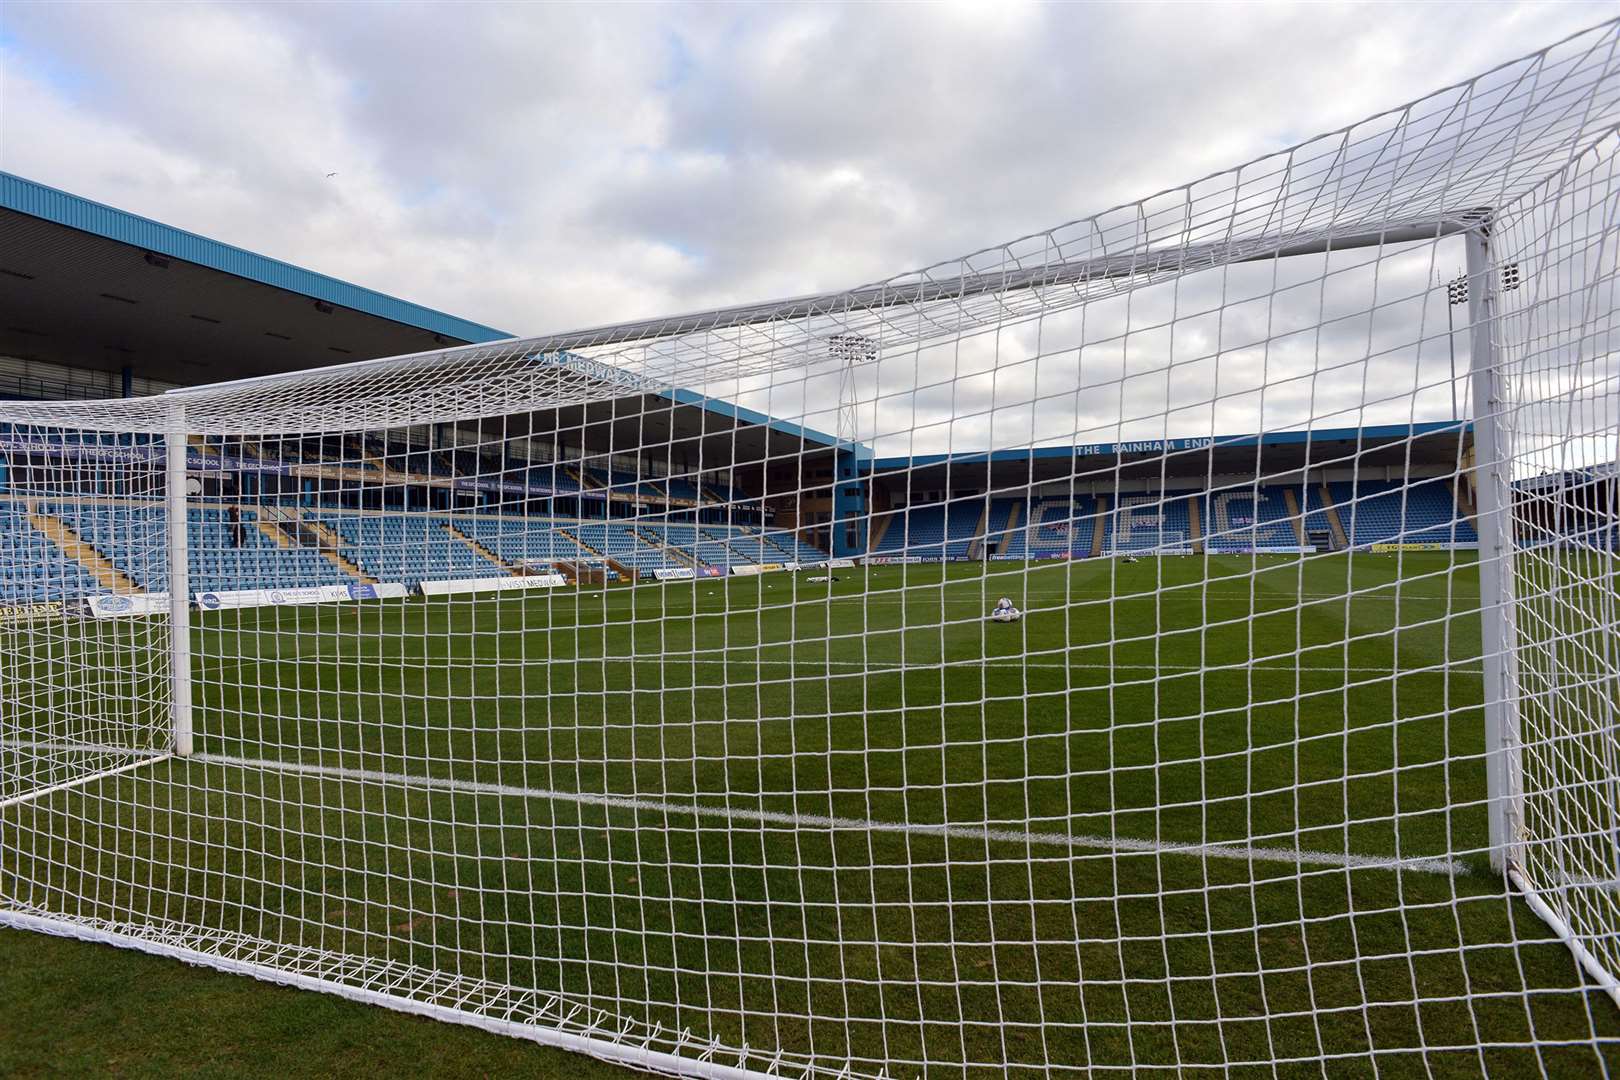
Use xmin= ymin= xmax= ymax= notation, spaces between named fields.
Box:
xmin=0 ymin=171 xmax=846 ymax=449
xmin=864 ymin=421 xmax=1472 ymax=477
xmin=0 ymin=171 xmax=512 ymax=387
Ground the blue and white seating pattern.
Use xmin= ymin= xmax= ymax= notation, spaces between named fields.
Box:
xmin=317 ymin=515 xmax=502 ymax=587
xmin=1201 ymin=488 xmax=1300 ymax=551
xmin=574 ymin=523 xmax=681 ymax=572
xmin=0 ymin=503 xmax=103 ymax=601
xmin=1000 ymin=497 xmax=1099 ymax=559
xmin=1102 ymin=493 xmax=1195 ymax=553
xmin=1330 ymin=479 xmax=1477 ymax=547
xmin=455 ymin=516 xmax=583 ymax=565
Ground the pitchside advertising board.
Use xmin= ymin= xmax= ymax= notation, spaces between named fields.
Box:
xmin=0 ymin=601 xmax=65 ymax=624
xmin=417 ymin=574 xmax=568 ymax=597
xmin=87 ymin=594 xmax=173 ymax=619
xmin=1370 ymin=542 xmax=1482 ymax=553
xmin=195 ymin=583 xmax=412 ymax=610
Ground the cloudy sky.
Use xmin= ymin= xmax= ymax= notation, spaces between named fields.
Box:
xmin=2 ymin=3 xmax=1616 ymax=457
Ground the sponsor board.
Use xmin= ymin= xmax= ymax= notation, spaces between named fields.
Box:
xmin=731 ymin=563 xmax=787 ymax=577
xmin=1370 ymin=542 xmax=1480 ymax=553
xmin=88 ymin=593 xmax=173 ymax=619
xmin=196 ymin=583 xmax=408 ymax=610
xmin=0 ymin=439 xmax=163 ymax=465
xmin=348 ymin=583 xmax=409 ymax=601
xmin=826 ymin=558 xmax=856 ymax=569
xmin=418 ymin=574 xmax=568 ymax=597
xmin=653 ymin=567 xmax=696 ymax=581
xmin=1218 ymin=546 xmax=1318 ymax=555
xmin=0 ymin=601 xmax=64 ymax=624
xmin=698 ymin=566 xmax=725 ymax=578
xmin=864 ymin=556 xmax=926 ymax=565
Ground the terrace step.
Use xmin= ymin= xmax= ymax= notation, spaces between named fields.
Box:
xmin=27 ymin=504 xmax=143 ymax=595
xmin=633 ymin=527 xmax=698 ymax=567
xmin=557 ymin=527 xmax=630 ymax=581
xmin=1320 ymin=484 xmax=1349 ymax=550
xmin=255 ymin=520 xmax=295 ymax=549
xmin=323 ymin=547 xmax=376 ymax=585
xmin=1282 ymin=489 xmax=1306 ymax=545
xmin=867 ymin=512 xmax=896 ymax=553
xmin=967 ymin=501 xmax=992 ymax=560
xmin=999 ymin=500 xmax=1022 ymax=558
xmin=442 ymin=521 xmax=524 ymax=576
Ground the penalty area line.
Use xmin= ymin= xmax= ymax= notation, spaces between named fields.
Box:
xmin=194 ymin=751 xmax=1467 ymax=878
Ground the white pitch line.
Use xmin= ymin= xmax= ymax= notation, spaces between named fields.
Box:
xmin=486 ymin=589 xmax=1473 ymax=605
xmin=198 ymin=653 xmax=1483 ymax=679
xmin=192 ymin=751 xmax=1467 ymax=878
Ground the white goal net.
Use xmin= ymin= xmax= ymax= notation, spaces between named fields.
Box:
xmin=5 ymin=20 xmax=1620 ymax=1078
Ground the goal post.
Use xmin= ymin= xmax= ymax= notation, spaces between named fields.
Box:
xmin=4 ymin=20 xmax=1620 ymax=1079
xmin=1465 ymin=224 xmax=1527 ymax=877
xmin=165 ymin=408 xmax=193 ymax=758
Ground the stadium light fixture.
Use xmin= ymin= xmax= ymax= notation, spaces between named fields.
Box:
xmin=1446 ymin=272 xmax=1468 ymax=421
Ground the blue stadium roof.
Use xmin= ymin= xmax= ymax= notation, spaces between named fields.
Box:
xmin=0 ymin=172 xmax=511 ymax=345
xmin=1 ymin=171 xmax=846 ymax=447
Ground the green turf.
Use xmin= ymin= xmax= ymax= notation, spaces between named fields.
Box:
xmin=0 ymin=924 xmax=638 ymax=1079
xmin=4 ymin=554 xmax=1618 ymax=1077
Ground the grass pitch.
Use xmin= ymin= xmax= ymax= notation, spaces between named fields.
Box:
xmin=4 ymin=553 xmax=1618 ymax=1077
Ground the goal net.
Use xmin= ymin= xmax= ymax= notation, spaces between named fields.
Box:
xmin=5 ymin=20 xmax=1620 ymax=1078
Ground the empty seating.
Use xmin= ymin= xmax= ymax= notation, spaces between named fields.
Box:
xmin=1002 ymin=497 xmax=1098 ymax=559
xmin=1102 ymin=493 xmax=1194 ymax=553
xmin=456 ymin=516 xmax=581 ymax=566
xmin=1330 ymin=479 xmax=1476 ymax=546
xmin=1201 ymin=488 xmax=1300 ymax=551
xmin=316 ymin=515 xmax=502 ymax=587
xmin=0 ymin=503 xmax=102 ymax=601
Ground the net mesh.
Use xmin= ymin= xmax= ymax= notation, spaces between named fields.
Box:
xmin=4 ymin=19 xmax=1620 ymax=1078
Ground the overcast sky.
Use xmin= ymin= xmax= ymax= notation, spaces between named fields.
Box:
xmin=1 ymin=2 xmax=1610 ymax=336
xmin=2 ymin=3 xmax=1616 ymax=460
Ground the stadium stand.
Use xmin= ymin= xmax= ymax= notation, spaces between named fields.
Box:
xmin=1329 ymin=478 xmax=1478 ymax=547
xmin=683 ymin=526 xmax=746 ymax=568
xmin=1002 ymin=496 xmax=1099 ymax=559
xmin=0 ymin=501 xmax=103 ymax=602
xmin=456 ymin=515 xmax=583 ymax=566
xmin=316 ymin=514 xmax=503 ymax=588
xmin=574 ymin=522 xmax=679 ymax=573
xmin=868 ymin=504 xmax=945 ymax=559
xmin=1103 ymin=492 xmax=1195 ymax=553
xmin=759 ymin=529 xmax=822 ymax=563
xmin=1201 ymin=487 xmax=1300 ymax=551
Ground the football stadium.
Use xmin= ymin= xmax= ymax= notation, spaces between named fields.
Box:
xmin=5 ymin=20 xmax=1620 ymax=1080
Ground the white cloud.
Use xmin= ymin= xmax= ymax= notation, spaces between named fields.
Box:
xmin=0 ymin=2 xmax=1614 ymax=452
